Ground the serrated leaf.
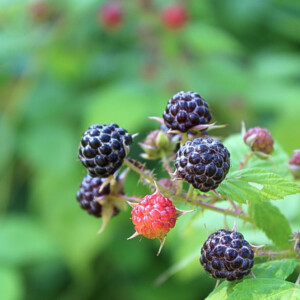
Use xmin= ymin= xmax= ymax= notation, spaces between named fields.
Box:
xmin=227 ymin=278 xmax=300 ymax=300
xmin=252 ymin=259 xmax=298 ymax=280
xmin=206 ymin=281 xmax=236 ymax=300
xmin=248 ymin=201 xmax=292 ymax=249
xmin=217 ymin=168 xmax=299 ymax=203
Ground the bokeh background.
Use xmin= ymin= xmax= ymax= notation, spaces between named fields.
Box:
xmin=1 ymin=0 xmax=300 ymax=299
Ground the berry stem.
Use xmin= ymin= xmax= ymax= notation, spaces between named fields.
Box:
xmin=125 ymin=159 xmax=252 ymax=224
xmin=256 ymin=249 xmax=291 ymax=257
xmin=180 ymin=132 xmax=188 ymax=146
xmin=186 ymin=184 xmax=194 ymax=200
xmin=161 ymin=154 xmax=175 ymax=178
xmin=124 ymin=158 xmax=170 ymax=195
xmin=110 ymin=195 xmax=142 ymax=202
xmin=239 ymin=152 xmax=254 ymax=170
xmin=191 ymin=199 xmax=253 ymax=223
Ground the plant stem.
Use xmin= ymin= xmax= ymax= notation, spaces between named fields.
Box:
xmin=180 ymin=132 xmax=188 ymax=146
xmin=110 ymin=195 xmax=142 ymax=202
xmin=239 ymin=152 xmax=254 ymax=170
xmin=191 ymin=198 xmax=253 ymax=223
xmin=123 ymin=158 xmax=170 ymax=196
xmin=256 ymin=250 xmax=291 ymax=257
xmin=186 ymin=184 xmax=194 ymax=200
xmin=124 ymin=158 xmax=252 ymax=223
xmin=161 ymin=154 xmax=174 ymax=178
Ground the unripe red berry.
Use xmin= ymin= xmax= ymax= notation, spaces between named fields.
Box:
xmin=161 ymin=4 xmax=188 ymax=30
xmin=128 ymin=189 xmax=193 ymax=255
xmin=98 ymin=2 xmax=123 ymax=29
xmin=29 ymin=1 xmax=51 ymax=22
xmin=131 ymin=193 xmax=177 ymax=239
xmin=243 ymin=127 xmax=274 ymax=156
xmin=288 ymin=150 xmax=300 ymax=179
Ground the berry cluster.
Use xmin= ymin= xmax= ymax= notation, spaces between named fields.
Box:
xmin=75 ymin=89 xmax=283 ymax=282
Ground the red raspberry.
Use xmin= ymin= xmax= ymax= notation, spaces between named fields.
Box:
xmin=289 ymin=150 xmax=300 ymax=179
xmin=128 ymin=189 xmax=193 ymax=255
xmin=98 ymin=2 xmax=123 ymax=29
xmin=161 ymin=4 xmax=188 ymax=30
xmin=29 ymin=1 xmax=51 ymax=22
xmin=243 ymin=127 xmax=274 ymax=156
xmin=131 ymin=193 xmax=177 ymax=239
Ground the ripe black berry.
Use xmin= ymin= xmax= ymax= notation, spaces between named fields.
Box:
xmin=78 ymin=123 xmax=132 ymax=177
xmin=163 ymin=91 xmax=212 ymax=132
xmin=200 ymin=229 xmax=254 ymax=281
xmin=175 ymin=137 xmax=230 ymax=192
xmin=76 ymin=174 xmax=119 ymax=218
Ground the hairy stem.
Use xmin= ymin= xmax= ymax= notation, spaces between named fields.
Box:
xmin=124 ymin=158 xmax=252 ymax=223
xmin=161 ymin=154 xmax=174 ymax=178
xmin=239 ymin=152 xmax=254 ymax=170
xmin=123 ymin=158 xmax=170 ymax=195
xmin=191 ymin=198 xmax=253 ymax=223
xmin=256 ymin=250 xmax=291 ymax=257
xmin=110 ymin=195 xmax=142 ymax=202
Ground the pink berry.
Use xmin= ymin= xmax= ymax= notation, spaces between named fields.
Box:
xmin=131 ymin=193 xmax=177 ymax=239
xmin=161 ymin=4 xmax=188 ymax=30
xmin=98 ymin=2 xmax=123 ymax=29
xmin=289 ymin=150 xmax=300 ymax=179
xmin=243 ymin=127 xmax=274 ymax=155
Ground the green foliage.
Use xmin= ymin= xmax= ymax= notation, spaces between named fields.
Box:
xmin=252 ymin=259 xmax=299 ymax=280
xmin=223 ymin=134 xmax=291 ymax=177
xmin=248 ymin=201 xmax=291 ymax=249
xmin=0 ymin=267 xmax=24 ymax=300
xmin=217 ymin=168 xmax=299 ymax=204
xmin=207 ymin=260 xmax=300 ymax=300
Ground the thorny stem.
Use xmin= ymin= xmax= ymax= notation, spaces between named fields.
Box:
xmin=191 ymin=199 xmax=253 ymax=223
xmin=161 ymin=154 xmax=175 ymax=179
xmin=110 ymin=195 xmax=142 ymax=202
xmin=123 ymin=158 xmax=170 ymax=196
xmin=239 ymin=152 xmax=254 ymax=170
xmin=256 ymin=250 xmax=291 ymax=257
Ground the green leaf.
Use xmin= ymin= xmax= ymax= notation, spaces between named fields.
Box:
xmin=206 ymin=281 xmax=236 ymax=300
xmin=184 ymin=23 xmax=243 ymax=55
xmin=227 ymin=278 xmax=300 ymax=300
xmin=0 ymin=267 xmax=24 ymax=300
xmin=223 ymin=134 xmax=291 ymax=177
xmin=252 ymin=259 xmax=299 ymax=280
xmin=248 ymin=201 xmax=292 ymax=249
xmin=217 ymin=168 xmax=299 ymax=204
xmin=0 ymin=216 xmax=59 ymax=266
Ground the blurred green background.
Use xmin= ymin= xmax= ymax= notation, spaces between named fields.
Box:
xmin=1 ymin=0 xmax=300 ymax=299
